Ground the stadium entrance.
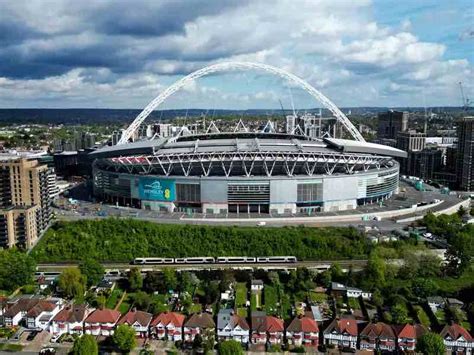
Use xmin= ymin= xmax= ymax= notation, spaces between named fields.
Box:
xmin=227 ymin=183 xmax=270 ymax=214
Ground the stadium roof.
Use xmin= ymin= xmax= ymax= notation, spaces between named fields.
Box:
xmin=324 ymin=138 xmax=407 ymax=158
xmin=91 ymin=132 xmax=406 ymax=159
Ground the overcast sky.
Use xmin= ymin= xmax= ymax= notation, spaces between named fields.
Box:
xmin=0 ymin=0 xmax=472 ymax=109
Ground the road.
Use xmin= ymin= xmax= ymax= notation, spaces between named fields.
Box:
xmin=37 ymin=259 xmax=368 ymax=272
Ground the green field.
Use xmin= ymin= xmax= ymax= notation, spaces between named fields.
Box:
xmin=31 ymin=219 xmax=371 ymax=262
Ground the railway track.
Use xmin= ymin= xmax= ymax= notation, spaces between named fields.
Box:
xmin=37 ymin=259 xmax=368 ymax=272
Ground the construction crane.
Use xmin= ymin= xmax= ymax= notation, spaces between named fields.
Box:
xmin=459 ymin=81 xmax=471 ymax=112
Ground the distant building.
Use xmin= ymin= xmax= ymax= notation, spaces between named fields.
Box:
xmin=377 ymin=111 xmax=408 ymax=139
xmin=396 ymin=131 xmax=426 ymax=152
xmin=405 ymin=148 xmax=442 ymax=180
xmin=0 ymin=158 xmax=53 ymax=248
xmin=456 ymin=117 xmax=474 ymax=191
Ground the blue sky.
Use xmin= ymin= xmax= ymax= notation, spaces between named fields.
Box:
xmin=0 ymin=0 xmax=472 ymax=109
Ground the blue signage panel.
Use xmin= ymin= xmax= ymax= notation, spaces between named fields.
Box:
xmin=138 ymin=177 xmax=175 ymax=201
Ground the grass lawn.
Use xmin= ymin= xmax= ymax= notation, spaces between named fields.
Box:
xmin=235 ymin=283 xmax=248 ymax=308
xmin=309 ymin=291 xmax=327 ymax=304
xmin=237 ymin=307 xmax=248 ymax=318
xmin=0 ymin=343 xmax=24 ymax=351
xmin=280 ymin=293 xmax=292 ymax=321
xmin=348 ymin=297 xmax=360 ymax=310
xmin=251 ymin=293 xmax=258 ymax=312
xmin=106 ymin=288 xmax=123 ymax=309
xmin=264 ymin=286 xmax=278 ymax=315
xmin=435 ymin=309 xmax=447 ymax=325
xmin=413 ymin=305 xmax=431 ymax=327
xmin=118 ymin=294 xmax=131 ymax=314
xmin=188 ymin=303 xmax=202 ymax=314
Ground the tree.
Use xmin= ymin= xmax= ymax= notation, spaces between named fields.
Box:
xmin=391 ymin=303 xmax=408 ymax=324
xmin=365 ymin=254 xmax=386 ymax=286
xmin=219 ymin=340 xmax=243 ymax=355
xmin=58 ymin=267 xmax=86 ymax=299
xmin=329 ymin=263 xmax=344 ymax=283
xmin=0 ymin=249 xmax=36 ymax=291
xmin=128 ymin=267 xmax=143 ymax=291
xmin=132 ymin=291 xmax=152 ymax=311
xmin=79 ymin=258 xmax=105 ymax=287
xmin=445 ymin=231 xmax=474 ymax=275
xmin=411 ymin=278 xmax=439 ymax=299
xmin=372 ymin=289 xmax=383 ymax=308
xmin=113 ymin=324 xmax=137 ymax=353
xmin=416 ymin=332 xmax=446 ymax=355
xmin=72 ymin=334 xmax=98 ymax=355
xmin=163 ymin=267 xmax=178 ymax=292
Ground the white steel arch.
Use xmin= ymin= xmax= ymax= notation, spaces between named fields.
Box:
xmin=118 ymin=62 xmax=365 ymax=144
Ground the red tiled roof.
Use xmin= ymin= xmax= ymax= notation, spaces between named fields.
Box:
xmin=324 ymin=318 xmax=358 ymax=336
xmin=26 ymin=300 xmax=56 ymax=317
xmin=231 ymin=314 xmax=250 ymax=330
xmin=361 ymin=322 xmax=395 ymax=338
xmin=53 ymin=305 xmax=89 ymax=323
xmin=395 ymin=324 xmax=427 ymax=339
xmin=118 ymin=310 xmax=152 ymax=327
xmin=151 ymin=312 xmax=185 ymax=327
xmin=266 ymin=316 xmax=284 ymax=332
xmin=85 ymin=309 xmax=121 ymax=324
xmin=440 ymin=324 xmax=472 ymax=341
xmin=287 ymin=316 xmax=319 ymax=333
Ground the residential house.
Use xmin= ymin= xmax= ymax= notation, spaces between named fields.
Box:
xmin=323 ymin=318 xmax=358 ymax=350
xmin=250 ymin=280 xmax=264 ymax=292
xmin=286 ymin=315 xmax=319 ymax=348
xmin=393 ymin=323 xmax=427 ymax=351
xmin=118 ymin=309 xmax=152 ymax=338
xmin=250 ymin=311 xmax=284 ymax=346
xmin=3 ymin=296 xmax=63 ymax=329
xmin=440 ymin=323 xmax=473 ymax=354
xmin=427 ymin=296 xmax=444 ymax=312
xmin=447 ymin=298 xmax=464 ymax=309
xmin=84 ymin=308 xmax=121 ymax=336
xmin=359 ymin=322 xmax=396 ymax=352
xmin=150 ymin=312 xmax=185 ymax=342
xmin=331 ymin=282 xmax=371 ymax=300
xmin=217 ymin=309 xmax=250 ymax=344
xmin=184 ymin=312 xmax=216 ymax=343
xmin=50 ymin=305 xmax=93 ymax=336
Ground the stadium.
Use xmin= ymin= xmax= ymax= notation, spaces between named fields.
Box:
xmin=91 ymin=62 xmax=407 ymax=215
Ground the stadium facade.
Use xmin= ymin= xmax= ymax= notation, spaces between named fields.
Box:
xmin=91 ymin=132 xmax=406 ymax=215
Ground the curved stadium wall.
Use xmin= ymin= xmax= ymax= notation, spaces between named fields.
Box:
xmin=92 ymin=133 xmax=401 ymax=215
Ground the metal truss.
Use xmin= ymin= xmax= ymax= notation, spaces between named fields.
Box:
xmin=118 ymin=61 xmax=365 ymax=144
xmin=102 ymin=151 xmax=394 ymax=178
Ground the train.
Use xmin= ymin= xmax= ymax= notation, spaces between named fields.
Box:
xmin=132 ymin=256 xmax=297 ymax=265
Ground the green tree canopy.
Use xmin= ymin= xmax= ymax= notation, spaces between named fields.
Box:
xmin=0 ymin=249 xmax=36 ymax=291
xmin=79 ymin=258 xmax=105 ymax=287
xmin=58 ymin=267 xmax=86 ymax=300
xmin=113 ymin=324 xmax=137 ymax=353
xmin=219 ymin=340 xmax=243 ymax=355
xmin=416 ymin=332 xmax=446 ymax=355
xmin=128 ymin=267 xmax=143 ymax=291
xmin=391 ymin=303 xmax=408 ymax=324
xmin=72 ymin=334 xmax=98 ymax=355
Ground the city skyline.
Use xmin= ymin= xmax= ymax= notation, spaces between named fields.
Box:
xmin=0 ymin=0 xmax=472 ymax=109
